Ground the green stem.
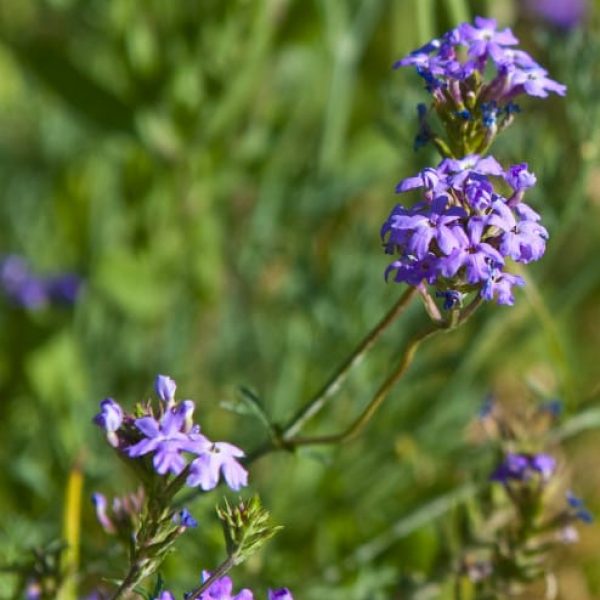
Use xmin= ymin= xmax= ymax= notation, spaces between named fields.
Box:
xmin=244 ymin=288 xmax=417 ymax=464
xmin=185 ymin=555 xmax=236 ymax=600
xmin=110 ymin=566 xmax=143 ymax=600
xmin=281 ymin=286 xmax=418 ymax=440
xmin=284 ymin=296 xmax=482 ymax=448
xmin=287 ymin=323 xmax=441 ymax=447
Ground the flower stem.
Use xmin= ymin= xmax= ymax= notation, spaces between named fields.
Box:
xmin=110 ymin=566 xmax=143 ymax=600
xmin=184 ymin=555 xmax=236 ymax=600
xmin=287 ymin=322 xmax=441 ymax=447
xmin=283 ymin=287 xmax=417 ymax=438
xmin=246 ymin=287 xmax=417 ymax=461
xmin=281 ymin=295 xmax=482 ymax=448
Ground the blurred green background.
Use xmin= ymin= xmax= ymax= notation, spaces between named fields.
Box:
xmin=0 ymin=0 xmax=599 ymax=597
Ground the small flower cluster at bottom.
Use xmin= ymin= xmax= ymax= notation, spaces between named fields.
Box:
xmin=155 ymin=572 xmax=293 ymax=600
xmin=94 ymin=374 xmax=248 ymax=492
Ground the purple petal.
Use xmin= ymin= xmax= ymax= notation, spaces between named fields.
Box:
xmin=126 ymin=437 xmax=160 ymax=458
xmin=221 ymin=459 xmax=248 ymax=491
xmin=134 ymin=416 xmax=161 ymax=438
xmin=154 ymin=374 xmax=177 ymax=403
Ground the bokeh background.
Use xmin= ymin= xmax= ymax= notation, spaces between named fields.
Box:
xmin=0 ymin=0 xmax=599 ymax=598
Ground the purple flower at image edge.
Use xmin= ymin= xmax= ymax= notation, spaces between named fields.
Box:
xmin=0 ymin=254 xmax=83 ymax=308
xmin=525 ymin=0 xmax=588 ymax=29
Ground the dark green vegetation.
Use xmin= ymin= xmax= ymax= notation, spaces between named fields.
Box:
xmin=0 ymin=0 xmax=599 ymax=598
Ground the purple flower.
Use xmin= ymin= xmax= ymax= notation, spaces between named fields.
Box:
xmin=505 ymin=163 xmax=537 ymax=191
xmin=464 ymin=174 xmax=494 ymax=211
xmin=508 ymin=66 xmax=567 ymax=98
xmin=459 ymin=17 xmax=519 ymax=60
xmin=268 ymin=590 xmax=294 ymax=600
xmin=94 ymin=398 xmax=124 ymax=447
xmin=490 ymin=453 xmax=530 ymax=482
xmin=488 ymin=199 xmax=548 ymax=263
xmin=187 ymin=442 xmax=248 ymax=491
xmin=481 ymin=270 xmax=525 ymax=306
xmin=440 ymin=218 xmax=504 ymax=284
xmin=384 ymin=254 xmax=438 ymax=287
xmin=530 ymin=453 xmax=556 ymax=480
xmin=174 ymin=508 xmax=198 ymax=529
xmin=94 ymin=398 xmax=123 ymax=432
xmin=566 ymin=491 xmax=594 ymax=523
xmin=491 ymin=453 xmax=556 ymax=483
xmin=25 ymin=581 xmax=42 ymax=600
xmin=92 ymin=493 xmax=115 ymax=534
xmin=439 ymin=154 xmax=504 ymax=187
xmin=396 ymin=167 xmax=447 ymax=194
xmin=436 ymin=289 xmax=463 ymax=310
xmin=493 ymin=48 xmax=539 ymax=70
xmin=46 ymin=274 xmax=83 ymax=304
xmin=394 ymin=16 xmax=566 ymax=113
xmin=387 ymin=195 xmax=465 ymax=258
xmin=0 ymin=255 xmax=82 ymax=309
xmin=197 ymin=572 xmax=253 ymax=600
xmin=155 ymin=593 xmax=175 ymax=600
xmin=0 ymin=255 xmax=49 ymax=308
xmin=525 ymin=0 xmax=588 ymax=29
xmin=126 ymin=402 xmax=210 ymax=476
xmin=155 ymin=374 xmax=177 ymax=404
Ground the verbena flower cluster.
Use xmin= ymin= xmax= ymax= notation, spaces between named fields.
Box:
xmin=382 ymin=157 xmax=544 ymax=305
xmin=94 ymin=375 xmax=248 ymax=492
xmin=382 ymin=16 xmax=566 ymax=308
xmin=397 ymin=16 xmax=566 ymax=133
xmin=155 ymin=573 xmax=293 ymax=600
xmin=0 ymin=254 xmax=82 ymax=309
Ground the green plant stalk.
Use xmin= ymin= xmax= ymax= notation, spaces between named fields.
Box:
xmin=185 ymin=555 xmax=236 ymax=600
xmin=289 ymin=323 xmax=441 ymax=447
xmin=274 ymin=297 xmax=481 ymax=449
xmin=281 ymin=286 xmax=418 ymax=439
xmin=241 ymin=288 xmax=418 ymax=466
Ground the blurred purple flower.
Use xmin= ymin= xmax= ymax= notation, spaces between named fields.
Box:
xmin=47 ymin=274 xmax=83 ymax=304
xmin=525 ymin=0 xmax=588 ymax=29
xmin=491 ymin=452 xmax=556 ymax=483
xmin=567 ymin=491 xmax=594 ymax=523
xmin=91 ymin=493 xmax=116 ymax=533
xmin=93 ymin=398 xmax=124 ymax=447
xmin=0 ymin=254 xmax=82 ymax=309
xmin=268 ymin=590 xmax=294 ymax=600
